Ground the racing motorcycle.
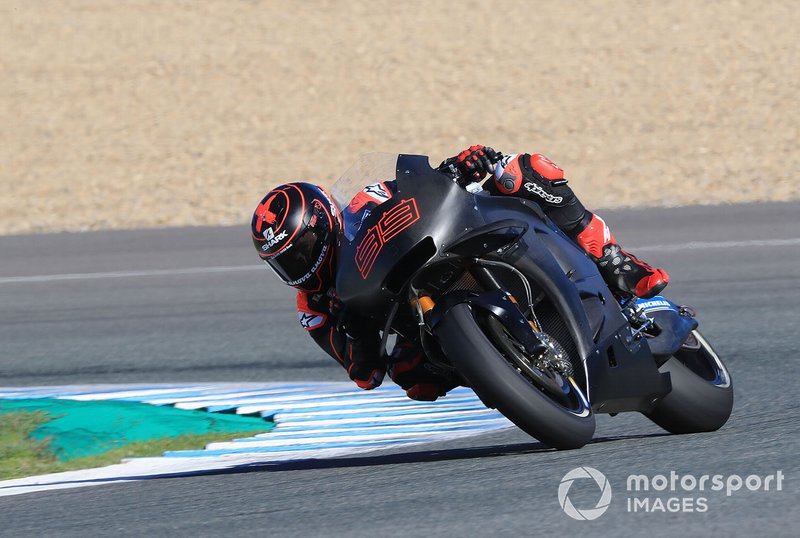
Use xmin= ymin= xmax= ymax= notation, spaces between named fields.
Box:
xmin=331 ymin=153 xmax=733 ymax=449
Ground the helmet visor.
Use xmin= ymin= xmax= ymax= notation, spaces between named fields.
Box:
xmin=265 ymin=226 xmax=329 ymax=286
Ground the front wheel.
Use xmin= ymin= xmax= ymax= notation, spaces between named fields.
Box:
xmin=435 ymin=303 xmax=595 ymax=449
xmin=645 ymin=330 xmax=733 ymax=433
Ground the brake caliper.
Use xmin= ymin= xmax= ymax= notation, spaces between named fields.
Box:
xmin=532 ymin=334 xmax=574 ymax=378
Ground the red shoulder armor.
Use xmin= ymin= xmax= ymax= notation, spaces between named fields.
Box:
xmin=530 ymin=154 xmax=564 ymax=181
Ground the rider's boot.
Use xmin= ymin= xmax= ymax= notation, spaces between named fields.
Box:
xmin=573 ymin=212 xmax=669 ymax=299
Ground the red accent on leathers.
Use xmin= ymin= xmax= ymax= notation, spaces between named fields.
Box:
xmin=575 ymin=214 xmax=613 ymax=258
xmin=296 ymin=290 xmax=312 ymax=312
xmin=348 ymin=190 xmax=383 ymax=213
xmin=328 ymin=328 xmax=344 ymax=365
xmin=529 ymin=153 xmax=565 ymax=180
xmin=296 ymin=290 xmax=328 ymax=331
xmin=494 ymin=156 xmax=523 ymax=194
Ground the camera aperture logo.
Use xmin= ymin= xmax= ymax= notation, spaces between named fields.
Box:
xmin=558 ymin=467 xmax=612 ymax=521
xmin=557 ymin=467 xmax=785 ymax=519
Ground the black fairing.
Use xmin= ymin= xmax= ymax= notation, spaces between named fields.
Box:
xmin=336 ymin=154 xmax=483 ymax=311
xmin=335 ymin=154 xmax=672 ymax=411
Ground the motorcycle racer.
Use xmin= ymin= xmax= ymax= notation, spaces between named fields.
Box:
xmin=251 ymin=146 xmax=669 ymax=401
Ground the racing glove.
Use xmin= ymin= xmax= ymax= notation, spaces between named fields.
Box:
xmin=439 ymin=145 xmax=500 ymax=184
xmin=344 ymin=330 xmax=386 ymax=390
xmin=348 ymin=361 xmax=386 ymax=390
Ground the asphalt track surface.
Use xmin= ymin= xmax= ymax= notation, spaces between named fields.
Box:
xmin=1 ymin=202 xmax=798 ymax=537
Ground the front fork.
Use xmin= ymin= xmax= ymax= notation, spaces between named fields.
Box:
xmin=412 ymin=262 xmax=549 ymax=363
xmin=413 ymin=263 xmax=581 ymax=390
xmin=470 ymin=262 xmax=543 ymax=332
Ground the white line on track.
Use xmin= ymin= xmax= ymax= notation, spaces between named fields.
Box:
xmin=632 ymin=237 xmax=800 ymax=252
xmin=0 ymin=265 xmax=262 ymax=284
xmin=1 ymin=237 xmax=797 ymax=285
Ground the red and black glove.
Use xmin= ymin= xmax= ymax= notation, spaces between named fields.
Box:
xmin=342 ymin=328 xmax=386 ymax=390
xmin=333 ymin=305 xmax=386 ymax=390
xmin=439 ymin=145 xmax=501 ymax=184
xmin=348 ymin=360 xmax=386 ymax=390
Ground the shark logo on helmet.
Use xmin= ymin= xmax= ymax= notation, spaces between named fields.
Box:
xmin=261 ymin=227 xmax=289 ymax=250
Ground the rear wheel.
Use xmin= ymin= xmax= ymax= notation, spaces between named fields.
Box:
xmin=645 ymin=330 xmax=733 ymax=433
xmin=436 ymin=303 xmax=595 ymax=449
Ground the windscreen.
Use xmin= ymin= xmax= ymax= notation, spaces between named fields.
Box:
xmin=330 ymin=152 xmax=400 ymax=209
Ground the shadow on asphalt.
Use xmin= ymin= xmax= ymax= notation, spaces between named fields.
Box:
xmin=11 ymin=432 xmax=671 ymax=491
xmin=224 ymin=431 xmax=673 ymax=474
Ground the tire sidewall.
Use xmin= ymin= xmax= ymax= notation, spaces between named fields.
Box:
xmin=436 ymin=303 xmax=595 ymax=449
xmin=646 ymin=343 xmax=734 ymax=434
